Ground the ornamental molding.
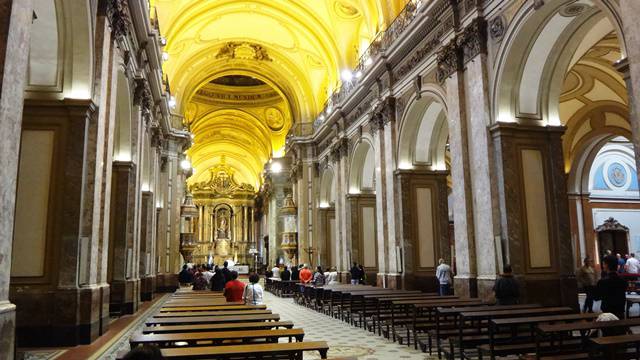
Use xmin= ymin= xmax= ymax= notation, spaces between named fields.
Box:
xmin=134 ymin=78 xmax=153 ymax=122
xmin=457 ymin=18 xmax=487 ymax=64
xmin=215 ymin=42 xmax=273 ymax=62
xmin=595 ymin=217 xmax=629 ymax=233
xmin=436 ymin=40 xmax=460 ymax=83
xmin=489 ymin=15 xmax=506 ymax=40
xmin=190 ymin=159 xmax=255 ymax=199
xmin=106 ymin=0 xmax=131 ymax=40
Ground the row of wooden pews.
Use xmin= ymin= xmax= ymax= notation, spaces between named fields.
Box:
xmin=119 ymin=288 xmax=329 ymax=359
xmin=285 ymin=283 xmax=640 ymax=359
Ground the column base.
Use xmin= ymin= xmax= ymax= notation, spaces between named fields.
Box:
xmin=11 ymin=285 xmax=107 ymax=347
xmin=403 ymin=274 xmax=438 ymax=292
xmin=109 ymin=279 xmax=140 ymax=315
xmin=376 ymin=273 xmax=402 ymax=289
xmin=155 ymin=273 xmax=179 ymax=293
xmin=0 ymin=301 xmax=16 ymax=359
xmin=453 ymin=275 xmax=478 ymax=298
xmin=140 ymin=275 xmax=156 ymax=301
xmin=338 ymin=271 xmax=350 ymax=284
xmin=477 ymin=275 xmax=497 ymax=303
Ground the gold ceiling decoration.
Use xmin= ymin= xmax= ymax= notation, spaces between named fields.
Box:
xmin=190 ymin=157 xmax=255 ymax=199
xmin=152 ymin=0 xmax=409 ymax=189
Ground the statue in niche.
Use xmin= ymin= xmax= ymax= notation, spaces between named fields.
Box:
xmin=217 ymin=211 xmax=229 ymax=239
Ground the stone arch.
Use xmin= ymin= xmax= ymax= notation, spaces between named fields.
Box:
xmin=397 ymin=90 xmax=449 ymax=170
xmin=348 ymin=138 xmax=376 ymax=194
xmin=492 ymin=0 xmax=627 ymax=126
xmin=113 ymin=69 xmax=133 ymax=162
xmin=319 ymin=167 xmax=335 ymax=208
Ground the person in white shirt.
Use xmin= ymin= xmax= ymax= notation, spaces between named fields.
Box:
xmin=202 ymin=264 xmax=214 ymax=283
xmin=436 ymin=258 xmax=452 ymax=296
xmin=271 ymin=264 xmax=281 ymax=279
xmin=243 ymin=273 xmax=264 ymax=305
xmin=325 ymin=267 xmax=340 ymax=285
xmin=625 ymin=253 xmax=640 ymax=274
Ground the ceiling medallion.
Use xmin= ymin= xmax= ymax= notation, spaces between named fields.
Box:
xmin=265 ymin=107 xmax=285 ymax=131
xmin=215 ymin=42 xmax=273 ymax=61
xmin=334 ymin=1 xmax=360 ymax=19
xmin=559 ymin=2 xmax=589 ymax=17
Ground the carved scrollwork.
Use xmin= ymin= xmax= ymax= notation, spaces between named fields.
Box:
xmin=106 ymin=0 xmax=131 ymax=40
xmin=436 ymin=40 xmax=460 ymax=83
xmin=489 ymin=16 xmax=505 ymax=40
xmin=457 ymin=18 xmax=487 ymax=64
xmin=134 ymin=78 xmax=153 ymax=122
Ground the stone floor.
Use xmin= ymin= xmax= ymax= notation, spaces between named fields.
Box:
xmin=16 ymin=291 xmax=640 ymax=360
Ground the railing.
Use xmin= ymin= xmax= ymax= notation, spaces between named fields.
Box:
xmin=312 ymin=0 xmax=428 ymax=131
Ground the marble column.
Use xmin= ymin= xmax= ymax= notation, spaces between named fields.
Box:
xmin=109 ymin=161 xmax=139 ymax=314
xmin=395 ymin=170 xmax=450 ymax=292
xmin=139 ymin=190 xmax=154 ymax=301
xmin=0 ymin=0 xmax=33 ymax=357
xmin=381 ymin=101 xmax=401 ymax=289
xmin=618 ymin=1 xmax=640 ymax=185
xmin=490 ymin=123 xmax=578 ymax=308
xmin=370 ymin=115 xmax=389 ymax=286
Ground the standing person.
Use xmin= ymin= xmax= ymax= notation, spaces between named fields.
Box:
xmin=350 ymin=262 xmax=361 ymax=285
xmin=271 ymin=264 xmax=281 ymax=279
xmin=291 ymin=264 xmax=301 ymax=281
xmin=281 ymin=265 xmax=291 ymax=281
xmin=358 ymin=264 xmax=366 ymax=284
xmin=625 ymin=253 xmax=640 ymax=274
xmin=493 ymin=264 xmax=520 ymax=305
xmin=594 ymin=255 xmax=628 ymax=320
xmin=617 ymin=254 xmax=626 ymax=273
xmin=221 ymin=261 xmax=232 ymax=284
xmin=313 ymin=266 xmax=326 ymax=286
xmin=210 ymin=265 xmax=226 ymax=291
xmin=326 ymin=267 xmax=339 ymax=285
xmin=576 ymin=257 xmax=597 ymax=313
xmin=299 ymin=264 xmax=313 ymax=293
xmin=243 ymin=273 xmax=264 ymax=305
xmin=178 ymin=264 xmax=193 ymax=285
xmin=436 ymin=259 xmax=452 ymax=296
xmin=223 ymin=271 xmax=245 ymax=302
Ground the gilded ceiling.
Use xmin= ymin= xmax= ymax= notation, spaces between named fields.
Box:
xmin=152 ymin=0 xmax=408 ymax=189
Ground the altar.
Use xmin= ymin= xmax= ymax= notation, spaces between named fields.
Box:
xmin=189 ymin=160 xmax=257 ymax=266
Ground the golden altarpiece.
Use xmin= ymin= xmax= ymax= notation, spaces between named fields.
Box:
xmin=189 ymin=160 xmax=256 ymax=265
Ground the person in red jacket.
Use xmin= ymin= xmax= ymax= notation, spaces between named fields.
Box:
xmin=223 ymin=271 xmax=245 ymax=302
xmin=299 ymin=265 xmax=312 ymax=283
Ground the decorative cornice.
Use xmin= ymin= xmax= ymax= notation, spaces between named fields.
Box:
xmin=106 ymin=0 xmax=131 ymax=40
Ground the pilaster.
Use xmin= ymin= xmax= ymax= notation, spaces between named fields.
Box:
xmin=490 ymin=123 xmax=578 ymax=308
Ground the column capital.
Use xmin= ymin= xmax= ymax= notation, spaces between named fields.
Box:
xmin=134 ymin=78 xmax=153 ymax=124
xmin=457 ymin=18 xmax=487 ymax=64
xmin=106 ymin=0 xmax=131 ymax=40
xmin=368 ymin=97 xmax=396 ymax=132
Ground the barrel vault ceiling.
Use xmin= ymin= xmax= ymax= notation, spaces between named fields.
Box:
xmin=152 ymin=0 xmax=408 ymax=188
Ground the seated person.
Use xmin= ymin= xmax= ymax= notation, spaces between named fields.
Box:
xmin=191 ymin=272 xmax=208 ymax=291
xmin=122 ymin=345 xmax=164 ymax=360
xmin=223 ymin=270 xmax=245 ymax=302
xmin=178 ymin=264 xmax=193 ymax=285
xmin=243 ymin=273 xmax=264 ymax=305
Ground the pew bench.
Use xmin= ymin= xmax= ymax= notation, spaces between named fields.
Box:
xmin=160 ymin=304 xmax=267 ymax=312
xmin=142 ymin=320 xmax=294 ymax=334
xmin=145 ymin=313 xmax=280 ymax=326
xmin=590 ymin=334 xmax=640 ymax=360
xmin=153 ymin=309 xmax=272 ymax=318
xmin=159 ymin=340 xmax=329 ymax=359
xmin=130 ymin=328 xmax=305 ymax=348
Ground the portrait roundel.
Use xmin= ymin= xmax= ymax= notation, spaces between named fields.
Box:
xmin=265 ymin=107 xmax=284 ymax=131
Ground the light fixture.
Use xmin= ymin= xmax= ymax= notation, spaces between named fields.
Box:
xmin=326 ymin=104 xmax=333 ymax=115
xmin=169 ymin=96 xmax=176 ymax=109
xmin=160 ymin=37 xmax=167 ymax=46
xmin=162 ymin=51 xmax=169 ymax=61
xmin=319 ymin=114 xmax=325 ymax=121
xmin=364 ymin=57 xmax=373 ymax=66
xmin=270 ymin=162 xmax=282 ymax=173
xmin=180 ymin=159 xmax=191 ymax=170
xmin=355 ymin=71 xmax=363 ymax=79
xmin=341 ymin=69 xmax=353 ymax=82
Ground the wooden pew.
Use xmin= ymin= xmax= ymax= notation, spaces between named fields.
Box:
xmin=536 ymin=318 xmax=640 ymax=359
xmin=478 ymin=312 xmax=600 ymax=360
xmin=160 ymin=305 xmax=267 ymax=312
xmin=145 ymin=313 xmax=280 ymax=326
xmin=153 ymin=310 xmax=272 ymax=318
xmin=158 ymin=340 xmax=329 ymax=359
xmin=590 ymin=333 xmax=640 ymax=360
xmin=142 ymin=321 xmax=295 ymax=334
xmin=163 ymin=300 xmax=244 ymax=307
xmin=449 ymin=306 xmax=573 ymax=360
xmin=130 ymin=328 xmax=305 ymax=348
